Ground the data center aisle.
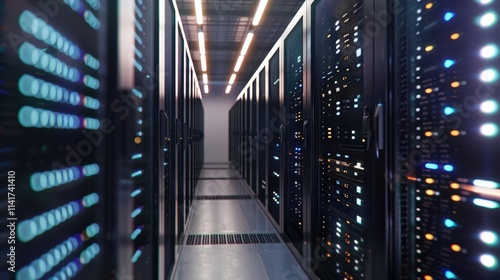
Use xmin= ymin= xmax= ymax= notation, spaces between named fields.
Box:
xmin=172 ymin=163 xmax=309 ymax=280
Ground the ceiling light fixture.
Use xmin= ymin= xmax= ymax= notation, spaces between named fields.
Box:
xmin=234 ymin=55 xmax=244 ymax=72
xmin=195 ymin=0 xmax=203 ymax=25
xmin=201 ymin=54 xmax=207 ymax=71
xmin=225 ymin=85 xmax=232 ymax=94
xmin=229 ymin=74 xmax=237 ymax=85
xmin=203 ymin=73 xmax=208 ymax=84
xmin=204 ymin=84 xmax=209 ymax=94
xmin=198 ymin=31 xmax=206 ymax=54
xmin=241 ymin=32 xmax=254 ymax=55
xmin=252 ymin=0 xmax=268 ymax=26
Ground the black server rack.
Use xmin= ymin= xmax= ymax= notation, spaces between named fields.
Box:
xmin=268 ymin=50 xmax=282 ymax=225
xmin=244 ymin=91 xmax=250 ymax=185
xmin=184 ymin=64 xmax=191 ymax=219
xmin=162 ymin=0 xmax=176 ymax=275
xmin=175 ymin=30 xmax=185 ymax=240
xmin=396 ymin=1 xmax=500 ymax=279
xmin=0 ymin=0 xmax=109 ymax=279
xmin=251 ymin=80 xmax=258 ymax=194
xmin=311 ymin=0 xmax=380 ymax=279
xmin=258 ymin=69 xmax=267 ymax=206
xmin=125 ymin=0 xmax=158 ymax=278
xmin=283 ymin=19 xmax=305 ymax=254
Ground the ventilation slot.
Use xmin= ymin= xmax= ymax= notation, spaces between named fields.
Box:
xmin=195 ymin=195 xmax=252 ymax=200
xmin=186 ymin=233 xmax=281 ymax=245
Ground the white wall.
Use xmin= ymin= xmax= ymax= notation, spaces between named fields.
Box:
xmin=202 ymin=94 xmax=236 ymax=163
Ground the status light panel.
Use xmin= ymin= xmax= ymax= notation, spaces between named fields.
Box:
xmin=404 ymin=0 xmax=500 ymax=279
xmin=258 ymin=70 xmax=267 ymax=206
xmin=268 ymin=51 xmax=281 ymax=224
xmin=0 ymin=0 xmax=105 ymax=279
xmin=284 ymin=20 xmax=304 ymax=251
xmin=314 ymin=0 xmax=366 ymax=278
xmin=129 ymin=0 xmax=154 ymax=272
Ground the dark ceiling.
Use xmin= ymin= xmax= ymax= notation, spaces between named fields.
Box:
xmin=175 ymin=0 xmax=305 ymax=98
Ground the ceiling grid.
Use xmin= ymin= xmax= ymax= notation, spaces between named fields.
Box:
xmin=176 ymin=0 xmax=304 ymax=96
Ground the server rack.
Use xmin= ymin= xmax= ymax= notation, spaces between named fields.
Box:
xmin=251 ymin=79 xmax=258 ymax=195
xmin=1 ymin=1 xmax=109 ymax=279
xmin=175 ymin=27 xmax=185 ymax=242
xmin=283 ymin=17 xmax=305 ymax=254
xmin=257 ymin=69 xmax=267 ymax=207
xmin=396 ymin=1 xmax=500 ymax=279
xmin=311 ymin=0 xmax=372 ymax=277
xmin=265 ymin=49 xmax=281 ymax=226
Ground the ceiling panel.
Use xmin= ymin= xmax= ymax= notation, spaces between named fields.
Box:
xmin=176 ymin=0 xmax=304 ymax=98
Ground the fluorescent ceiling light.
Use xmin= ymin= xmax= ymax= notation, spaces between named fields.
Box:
xmin=252 ymin=0 xmax=268 ymax=26
xmin=241 ymin=32 xmax=254 ymax=55
xmin=204 ymin=84 xmax=209 ymax=94
xmin=195 ymin=0 xmax=203 ymax=25
xmin=198 ymin=31 xmax=205 ymax=54
xmin=201 ymin=54 xmax=207 ymax=72
xmin=203 ymin=73 xmax=208 ymax=84
xmin=225 ymin=85 xmax=232 ymax=94
xmin=229 ymin=73 xmax=236 ymax=85
xmin=234 ymin=55 xmax=244 ymax=72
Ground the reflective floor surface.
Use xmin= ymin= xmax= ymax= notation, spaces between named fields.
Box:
xmin=172 ymin=163 xmax=309 ymax=280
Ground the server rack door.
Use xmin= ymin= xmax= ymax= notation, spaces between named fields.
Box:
xmin=243 ymin=92 xmax=248 ymax=182
xmin=126 ymin=0 xmax=159 ymax=277
xmin=184 ymin=63 xmax=191 ymax=219
xmin=258 ymin=69 xmax=268 ymax=206
xmin=267 ymin=50 xmax=282 ymax=225
xmin=246 ymin=86 xmax=253 ymax=190
xmin=162 ymin=1 xmax=176 ymax=276
xmin=252 ymin=79 xmax=258 ymax=194
xmin=175 ymin=28 xmax=185 ymax=240
xmin=312 ymin=0 xmax=370 ymax=279
xmin=0 ymin=1 xmax=108 ymax=279
xmin=283 ymin=18 xmax=305 ymax=255
xmin=397 ymin=1 xmax=500 ymax=279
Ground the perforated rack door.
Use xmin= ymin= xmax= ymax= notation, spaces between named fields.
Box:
xmin=312 ymin=0 xmax=368 ymax=278
xmin=397 ymin=1 xmax=500 ymax=279
xmin=0 ymin=1 xmax=107 ymax=279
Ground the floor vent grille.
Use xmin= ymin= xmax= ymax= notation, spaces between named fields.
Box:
xmin=186 ymin=233 xmax=281 ymax=245
xmin=195 ymin=195 xmax=252 ymax=200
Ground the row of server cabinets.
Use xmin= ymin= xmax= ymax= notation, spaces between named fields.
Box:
xmin=0 ymin=1 xmax=203 ymax=279
xmin=229 ymin=0 xmax=500 ymax=279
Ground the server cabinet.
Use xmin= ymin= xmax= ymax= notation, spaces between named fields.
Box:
xmin=268 ymin=50 xmax=282 ymax=225
xmin=162 ymin=1 xmax=176 ymax=276
xmin=251 ymin=79 xmax=258 ymax=194
xmin=283 ymin=18 xmax=305 ymax=254
xmin=243 ymin=91 xmax=249 ymax=185
xmin=184 ymin=63 xmax=191 ymax=219
xmin=1 ymin=1 xmax=109 ymax=279
xmin=175 ymin=27 xmax=185 ymax=241
xmin=311 ymin=0 xmax=387 ymax=278
xmin=396 ymin=1 xmax=500 ymax=279
xmin=258 ymin=69 xmax=268 ymax=206
xmin=114 ymin=0 xmax=173 ymax=278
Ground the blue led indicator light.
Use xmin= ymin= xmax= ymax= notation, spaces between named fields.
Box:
xmin=131 ymin=170 xmax=143 ymax=178
xmin=444 ymin=219 xmax=457 ymax=228
xmin=444 ymin=107 xmax=455 ymax=115
xmin=444 ymin=12 xmax=455 ymax=21
xmin=444 ymin=59 xmax=456 ymax=68
xmin=131 ymin=207 xmax=143 ymax=218
xmin=443 ymin=165 xmax=454 ymax=172
xmin=131 ymin=248 xmax=142 ymax=263
xmin=445 ymin=270 xmax=457 ymax=279
xmin=425 ymin=163 xmax=439 ymax=170
xmin=131 ymin=227 xmax=143 ymax=240
xmin=131 ymin=189 xmax=142 ymax=197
